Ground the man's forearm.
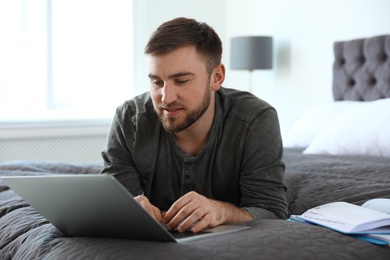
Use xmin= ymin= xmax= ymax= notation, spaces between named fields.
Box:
xmin=212 ymin=200 xmax=253 ymax=225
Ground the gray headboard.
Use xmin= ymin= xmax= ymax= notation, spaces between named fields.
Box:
xmin=333 ymin=35 xmax=390 ymax=101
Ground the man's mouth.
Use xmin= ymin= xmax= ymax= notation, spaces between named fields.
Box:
xmin=162 ymin=107 xmax=183 ymax=117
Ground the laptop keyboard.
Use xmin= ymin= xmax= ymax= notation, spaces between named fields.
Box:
xmin=169 ymin=230 xmax=212 ymax=239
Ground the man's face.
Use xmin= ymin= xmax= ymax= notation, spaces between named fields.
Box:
xmin=148 ymin=45 xmax=213 ymax=133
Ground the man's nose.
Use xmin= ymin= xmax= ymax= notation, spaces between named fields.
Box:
xmin=161 ymin=83 xmax=177 ymax=105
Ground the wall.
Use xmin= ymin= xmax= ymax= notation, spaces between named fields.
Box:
xmin=225 ymin=0 xmax=390 ymax=136
xmin=6 ymin=0 xmax=386 ymax=162
xmin=133 ymin=0 xmax=390 ymax=137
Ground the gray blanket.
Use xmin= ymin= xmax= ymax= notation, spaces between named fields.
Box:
xmin=1 ymin=149 xmax=390 ymax=259
xmin=284 ymin=148 xmax=390 ymax=215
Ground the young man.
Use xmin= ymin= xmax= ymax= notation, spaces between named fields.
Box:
xmin=101 ymin=17 xmax=287 ymax=233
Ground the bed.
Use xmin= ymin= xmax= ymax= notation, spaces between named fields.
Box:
xmin=1 ymin=34 xmax=390 ymax=259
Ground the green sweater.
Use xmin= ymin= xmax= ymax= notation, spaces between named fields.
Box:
xmin=101 ymin=87 xmax=288 ymax=220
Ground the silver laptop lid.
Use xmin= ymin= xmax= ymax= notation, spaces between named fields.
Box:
xmin=1 ymin=174 xmax=249 ymax=242
xmin=2 ymin=174 xmax=175 ymax=242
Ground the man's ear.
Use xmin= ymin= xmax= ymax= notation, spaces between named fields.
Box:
xmin=211 ymin=64 xmax=225 ymax=91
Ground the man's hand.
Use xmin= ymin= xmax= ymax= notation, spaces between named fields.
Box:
xmin=134 ymin=195 xmax=163 ymax=224
xmin=162 ymin=191 xmax=253 ymax=233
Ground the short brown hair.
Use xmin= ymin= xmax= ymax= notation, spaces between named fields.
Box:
xmin=144 ymin=17 xmax=222 ymax=75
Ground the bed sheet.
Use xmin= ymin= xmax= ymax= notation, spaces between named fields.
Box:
xmin=2 ymin=149 xmax=390 ymax=259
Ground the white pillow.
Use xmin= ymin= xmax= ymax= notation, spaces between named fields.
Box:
xmin=303 ymin=98 xmax=390 ymax=157
xmin=283 ymin=101 xmax=360 ymax=148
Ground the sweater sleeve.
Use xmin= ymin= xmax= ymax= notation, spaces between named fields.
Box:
xmin=239 ymin=109 xmax=288 ymax=220
xmin=101 ymin=103 xmax=144 ymax=196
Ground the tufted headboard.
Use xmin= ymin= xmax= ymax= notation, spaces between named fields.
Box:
xmin=333 ymin=35 xmax=390 ymax=101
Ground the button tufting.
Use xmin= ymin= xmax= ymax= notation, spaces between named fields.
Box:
xmin=333 ymin=35 xmax=390 ymax=102
xmin=348 ymin=78 xmax=356 ymax=86
xmin=370 ymin=77 xmax=377 ymax=85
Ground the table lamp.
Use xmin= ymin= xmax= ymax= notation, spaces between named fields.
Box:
xmin=230 ymin=36 xmax=273 ymax=92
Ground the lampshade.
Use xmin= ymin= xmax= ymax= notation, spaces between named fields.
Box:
xmin=230 ymin=36 xmax=273 ymax=71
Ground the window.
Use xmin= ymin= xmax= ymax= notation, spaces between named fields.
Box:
xmin=0 ymin=0 xmax=133 ymax=122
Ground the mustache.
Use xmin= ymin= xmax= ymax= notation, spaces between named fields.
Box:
xmin=159 ymin=102 xmax=184 ymax=109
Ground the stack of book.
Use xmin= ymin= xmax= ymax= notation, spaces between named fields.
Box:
xmin=289 ymin=199 xmax=390 ymax=246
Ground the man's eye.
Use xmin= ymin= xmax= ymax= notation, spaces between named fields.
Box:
xmin=153 ymin=80 xmax=164 ymax=87
xmin=176 ymin=79 xmax=189 ymax=85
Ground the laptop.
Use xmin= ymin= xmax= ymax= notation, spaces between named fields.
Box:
xmin=1 ymin=174 xmax=249 ymax=243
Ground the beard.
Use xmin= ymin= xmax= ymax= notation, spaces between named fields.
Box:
xmin=156 ymin=85 xmax=211 ymax=134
